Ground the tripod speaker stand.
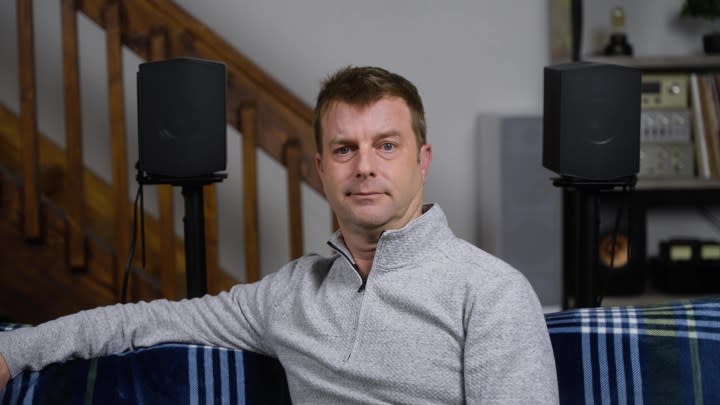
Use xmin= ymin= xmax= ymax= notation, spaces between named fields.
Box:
xmin=138 ymin=174 xmax=226 ymax=298
xmin=554 ymin=177 xmax=636 ymax=308
xmin=543 ymin=62 xmax=641 ymax=308
xmin=137 ymin=57 xmax=228 ymax=298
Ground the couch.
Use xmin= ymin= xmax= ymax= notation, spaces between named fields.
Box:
xmin=546 ymin=297 xmax=720 ymax=404
xmin=2 ymin=297 xmax=719 ymax=404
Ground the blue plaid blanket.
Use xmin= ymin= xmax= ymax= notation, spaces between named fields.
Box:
xmin=0 ymin=325 xmax=290 ymax=405
xmin=3 ymin=297 xmax=720 ymax=404
xmin=546 ymin=298 xmax=720 ymax=405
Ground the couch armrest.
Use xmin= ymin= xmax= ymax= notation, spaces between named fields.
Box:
xmin=546 ymin=297 xmax=720 ymax=404
xmin=0 ymin=328 xmax=290 ymax=405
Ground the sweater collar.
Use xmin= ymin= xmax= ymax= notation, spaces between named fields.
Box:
xmin=327 ymin=203 xmax=454 ymax=271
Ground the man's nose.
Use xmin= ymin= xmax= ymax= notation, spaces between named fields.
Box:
xmin=355 ymin=147 xmax=376 ymax=178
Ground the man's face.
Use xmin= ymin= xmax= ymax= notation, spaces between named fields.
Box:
xmin=315 ymin=97 xmax=431 ymax=236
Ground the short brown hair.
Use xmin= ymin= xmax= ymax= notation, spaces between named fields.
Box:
xmin=313 ymin=66 xmax=426 ymax=153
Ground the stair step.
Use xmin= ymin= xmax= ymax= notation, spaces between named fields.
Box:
xmin=0 ymin=167 xmax=116 ymax=323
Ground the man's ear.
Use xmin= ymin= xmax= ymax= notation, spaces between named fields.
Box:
xmin=315 ymin=153 xmax=324 ymax=178
xmin=419 ymin=144 xmax=432 ymax=179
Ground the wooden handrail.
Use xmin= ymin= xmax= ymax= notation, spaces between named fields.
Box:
xmin=17 ymin=0 xmax=41 ymax=240
xmin=76 ymin=0 xmax=321 ymax=193
xmin=144 ymin=0 xmax=313 ymax=124
xmin=62 ymin=0 xmax=86 ymax=269
xmin=105 ymin=2 xmax=131 ymax=298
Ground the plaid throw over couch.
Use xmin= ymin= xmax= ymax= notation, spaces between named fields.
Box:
xmin=2 ymin=297 xmax=719 ymax=404
xmin=546 ymin=297 xmax=720 ymax=404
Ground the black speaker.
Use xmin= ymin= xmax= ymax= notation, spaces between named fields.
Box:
xmin=543 ymin=62 xmax=641 ymax=180
xmin=137 ymin=57 xmax=227 ymax=179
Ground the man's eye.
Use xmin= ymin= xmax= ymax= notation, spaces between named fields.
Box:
xmin=335 ymin=146 xmax=351 ymax=155
xmin=381 ymin=143 xmax=395 ymax=152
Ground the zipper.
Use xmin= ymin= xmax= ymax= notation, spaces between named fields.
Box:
xmin=327 ymin=241 xmax=367 ymax=293
xmin=327 ymin=240 xmax=370 ymax=361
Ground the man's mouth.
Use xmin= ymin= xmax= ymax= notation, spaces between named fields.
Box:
xmin=345 ymin=191 xmax=384 ymax=197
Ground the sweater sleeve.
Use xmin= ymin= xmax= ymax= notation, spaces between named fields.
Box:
xmin=463 ymin=270 xmax=559 ymax=404
xmin=0 ymin=264 xmax=293 ymax=379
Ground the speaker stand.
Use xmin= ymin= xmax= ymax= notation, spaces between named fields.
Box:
xmin=140 ymin=173 xmax=227 ymax=298
xmin=553 ymin=176 xmax=635 ymax=308
xmin=181 ymin=184 xmax=208 ymax=298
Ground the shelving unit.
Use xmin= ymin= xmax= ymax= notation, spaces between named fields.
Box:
xmin=583 ymin=55 xmax=720 ymax=73
xmin=561 ymin=3 xmax=720 ymax=308
xmin=562 ymin=187 xmax=720 ymax=307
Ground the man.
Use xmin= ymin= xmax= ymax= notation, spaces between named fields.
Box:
xmin=0 ymin=66 xmax=558 ymax=403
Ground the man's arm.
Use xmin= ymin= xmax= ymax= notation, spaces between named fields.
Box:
xmin=463 ymin=271 xmax=559 ymax=404
xmin=0 ymin=265 xmax=294 ymax=381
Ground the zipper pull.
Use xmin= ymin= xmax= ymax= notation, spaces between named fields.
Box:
xmin=353 ymin=263 xmax=367 ymax=293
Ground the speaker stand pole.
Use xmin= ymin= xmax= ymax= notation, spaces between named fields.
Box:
xmin=553 ymin=176 xmax=635 ymax=308
xmin=139 ymin=173 xmax=226 ymax=298
xmin=182 ymin=184 xmax=207 ymax=298
xmin=577 ymin=188 xmax=599 ymax=308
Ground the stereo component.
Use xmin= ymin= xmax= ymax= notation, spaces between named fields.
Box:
xmin=640 ymin=109 xmax=692 ymax=143
xmin=641 ymin=74 xmax=688 ymax=109
xmin=639 ymin=142 xmax=695 ymax=178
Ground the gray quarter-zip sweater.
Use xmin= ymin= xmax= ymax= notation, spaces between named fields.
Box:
xmin=0 ymin=204 xmax=558 ymax=404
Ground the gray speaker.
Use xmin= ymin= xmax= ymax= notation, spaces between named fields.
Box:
xmin=477 ymin=115 xmax=562 ymax=308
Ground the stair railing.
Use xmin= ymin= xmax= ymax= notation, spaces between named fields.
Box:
xmin=15 ymin=0 xmax=328 ymax=300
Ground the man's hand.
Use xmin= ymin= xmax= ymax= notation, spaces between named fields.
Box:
xmin=0 ymin=354 xmax=9 ymax=390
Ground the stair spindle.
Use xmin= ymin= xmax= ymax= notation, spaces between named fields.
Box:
xmin=149 ymin=31 xmax=178 ymax=300
xmin=105 ymin=3 xmax=131 ymax=300
xmin=62 ymin=0 xmax=86 ymax=269
xmin=204 ymin=184 xmax=221 ymax=294
xmin=240 ymin=104 xmax=260 ymax=283
xmin=17 ymin=0 xmax=41 ymax=241
xmin=285 ymin=139 xmax=304 ymax=260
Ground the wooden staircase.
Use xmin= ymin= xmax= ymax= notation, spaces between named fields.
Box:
xmin=0 ymin=0 xmax=326 ymax=324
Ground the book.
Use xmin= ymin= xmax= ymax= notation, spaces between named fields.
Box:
xmin=699 ymin=74 xmax=720 ymax=178
xmin=690 ymin=73 xmax=711 ymax=178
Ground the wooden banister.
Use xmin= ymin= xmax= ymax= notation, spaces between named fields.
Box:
xmin=74 ymin=0 xmax=326 ymax=285
xmin=76 ymin=0 xmax=321 ymax=193
xmin=105 ymin=2 xmax=131 ymax=298
xmin=62 ymin=0 xmax=86 ymax=269
xmin=17 ymin=0 xmax=41 ymax=240
xmin=240 ymin=104 xmax=260 ymax=283
xmin=7 ymin=0 xmax=332 ymax=301
xmin=145 ymin=0 xmax=312 ymax=123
